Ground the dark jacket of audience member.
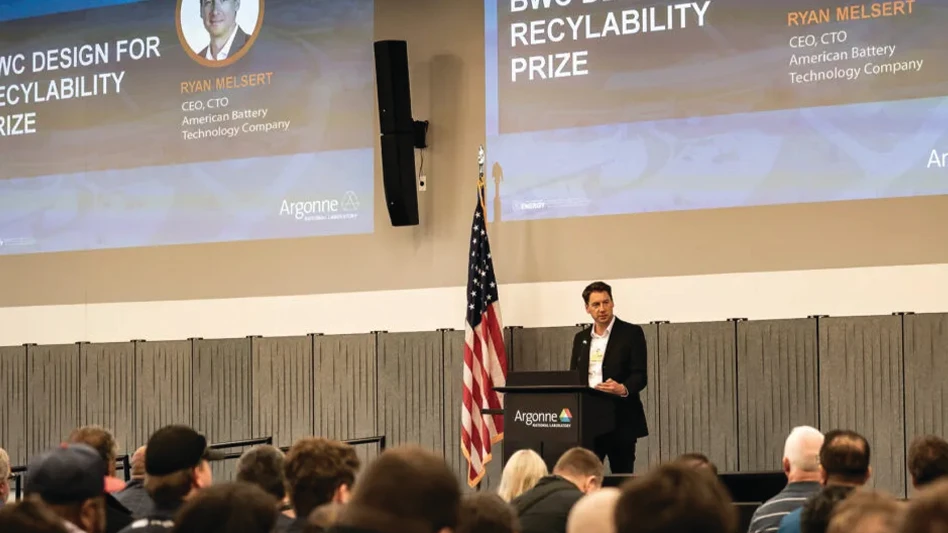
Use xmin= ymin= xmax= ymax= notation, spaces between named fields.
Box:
xmin=115 ymin=447 xmax=151 ymax=519
xmin=510 ymin=448 xmax=603 ymax=533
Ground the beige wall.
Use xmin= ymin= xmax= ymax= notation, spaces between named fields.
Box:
xmin=1 ymin=0 xmax=947 ymax=310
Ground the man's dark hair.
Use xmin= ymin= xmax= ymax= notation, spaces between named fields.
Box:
xmin=800 ymin=485 xmax=855 ymax=533
xmin=582 ymin=281 xmax=613 ymax=305
xmin=457 ymin=493 xmax=519 ymax=533
xmin=236 ymin=445 xmax=287 ymax=500
xmin=67 ymin=426 xmax=118 ymax=465
xmin=819 ymin=429 xmax=870 ymax=484
xmin=615 ymin=463 xmax=736 ymax=533
xmin=171 ymin=482 xmax=277 ymax=533
xmin=0 ymin=499 xmax=70 ymax=533
xmin=676 ymin=452 xmax=719 ymax=475
xmin=337 ymin=446 xmax=461 ymax=533
xmin=284 ymin=438 xmax=360 ymax=518
xmin=908 ymin=435 xmax=948 ymax=488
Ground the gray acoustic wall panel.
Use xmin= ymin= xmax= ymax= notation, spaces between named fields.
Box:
xmin=510 ymin=326 xmax=580 ymax=372
xmin=134 ymin=340 xmax=193 ymax=447
xmin=737 ymin=319 xmax=819 ymax=471
xmin=819 ymin=316 xmax=905 ymax=496
xmin=314 ymin=334 xmax=378 ymax=440
xmin=903 ymin=313 xmax=948 ymax=495
xmin=193 ymin=338 xmax=253 ymax=482
xmin=251 ymin=336 xmax=314 ymax=447
xmin=27 ymin=344 xmax=80 ymax=457
xmin=378 ymin=332 xmax=445 ymax=452
xmin=0 ymin=346 xmax=27 ymax=466
xmin=658 ymin=322 xmax=738 ymax=471
xmin=78 ymin=342 xmax=136 ymax=454
xmin=633 ymin=323 xmax=661 ymax=474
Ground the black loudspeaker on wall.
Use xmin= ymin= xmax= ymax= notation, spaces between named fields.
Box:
xmin=374 ymin=40 xmax=420 ymax=227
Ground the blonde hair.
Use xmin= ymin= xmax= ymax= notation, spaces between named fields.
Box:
xmin=497 ymin=449 xmax=548 ymax=502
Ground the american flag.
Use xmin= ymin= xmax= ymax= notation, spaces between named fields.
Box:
xmin=461 ymin=185 xmax=507 ymax=488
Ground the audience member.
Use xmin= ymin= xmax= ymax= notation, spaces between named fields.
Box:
xmin=907 ymin=435 xmax=948 ymax=489
xmin=114 ymin=447 xmax=150 ymax=518
xmin=457 ymin=492 xmax=519 ymax=533
xmin=825 ymin=490 xmax=902 ymax=533
xmin=0 ymin=447 xmax=10 ymax=508
xmin=0 ymin=498 xmax=71 ymax=533
xmin=748 ymin=426 xmax=825 ymax=533
xmin=615 ymin=462 xmax=736 ymax=533
xmin=118 ymin=425 xmax=221 ymax=533
xmin=901 ymin=478 xmax=948 ymax=533
xmin=497 ymin=449 xmax=548 ymax=503
xmin=511 ymin=447 xmax=603 ymax=533
xmin=676 ymin=452 xmax=719 ymax=475
xmin=283 ymin=438 xmax=360 ymax=533
xmin=237 ymin=444 xmax=295 ymax=530
xmin=565 ymin=487 xmax=620 ymax=533
xmin=797 ymin=485 xmax=855 ymax=533
xmin=68 ymin=426 xmax=134 ymax=533
xmin=68 ymin=426 xmax=126 ymax=493
xmin=777 ymin=429 xmax=871 ymax=533
xmin=307 ymin=503 xmax=345 ymax=533
xmin=169 ymin=482 xmax=277 ymax=533
xmin=25 ymin=444 xmax=108 ymax=533
xmin=333 ymin=445 xmax=461 ymax=533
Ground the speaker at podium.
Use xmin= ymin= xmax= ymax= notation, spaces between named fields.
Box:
xmin=496 ymin=370 xmax=618 ymax=470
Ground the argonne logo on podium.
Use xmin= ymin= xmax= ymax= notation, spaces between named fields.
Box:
xmin=514 ymin=408 xmax=573 ymax=428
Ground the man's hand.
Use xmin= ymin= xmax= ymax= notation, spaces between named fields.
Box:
xmin=595 ymin=379 xmax=628 ymax=396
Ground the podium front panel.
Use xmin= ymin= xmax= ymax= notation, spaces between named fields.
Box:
xmin=504 ymin=392 xmax=580 ymax=443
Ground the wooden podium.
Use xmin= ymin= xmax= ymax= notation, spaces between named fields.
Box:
xmin=495 ymin=370 xmax=617 ymax=470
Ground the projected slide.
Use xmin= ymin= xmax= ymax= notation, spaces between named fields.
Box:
xmin=484 ymin=0 xmax=948 ymax=222
xmin=0 ymin=0 xmax=374 ymax=255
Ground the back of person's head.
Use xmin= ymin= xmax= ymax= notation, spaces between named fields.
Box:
xmin=908 ymin=435 xmax=948 ymax=489
xmin=497 ymin=449 xmax=548 ymax=502
xmin=825 ymin=490 xmax=902 ymax=533
xmin=337 ymin=446 xmax=460 ymax=533
xmin=306 ymin=502 xmax=345 ymax=532
xmin=819 ymin=429 xmax=871 ymax=485
xmin=784 ymin=426 xmax=824 ymax=476
xmin=0 ymin=498 xmax=70 ymax=533
xmin=0 ymin=447 xmax=10 ymax=504
xmin=143 ymin=425 xmax=219 ymax=507
xmin=799 ymin=484 xmax=855 ymax=533
xmin=566 ymin=487 xmax=620 ymax=533
xmin=552 ymin=447 xmax=604 ymax=494
xmin=236 ymin=445 xmax=287 ymax=501
xmin=25 ymin=444 xmax=108 ymax=533
xmin=67 ymin=426 xmax=118 ymax=475
xmin=675 ymin=452 xmax=719 ymax=475
xmin=902 ymin=478 xmax=948 ymax=533
xmin=616 ymin=462 xmax=735 ymax=533
xmin=457 ymin=492 xmax=519 ymax=533
xmin=170 ymin=482 xmax=277 ymax=533
xmin=284 ymin=437 xmax=360 ymax=518
xmin=129 ymin=446 xmax=146 ymax=479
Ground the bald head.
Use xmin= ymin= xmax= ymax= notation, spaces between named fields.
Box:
xmin=783 ymin=426 xmax=824 ymax=481
xmin=567 ymin=487 xmax=620 ymax=533
xmin=130 ymin=446 xmax=146 ymax=479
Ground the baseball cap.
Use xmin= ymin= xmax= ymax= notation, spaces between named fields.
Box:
xmin=25 ymin=444 xmax=106 ymax=504
xmin=145 ymin=425 xmax=225 ymax=476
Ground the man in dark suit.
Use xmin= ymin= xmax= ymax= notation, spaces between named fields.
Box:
xmin=198 ymin=0 xmax=251 ymax=61
xmin=569 ymin=281 xmax=648 ymax=473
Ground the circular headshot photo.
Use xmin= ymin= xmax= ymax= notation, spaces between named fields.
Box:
xmin=176 ymin=0 xmax=264 ymax=67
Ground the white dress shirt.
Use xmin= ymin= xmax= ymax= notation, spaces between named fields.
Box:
xmin=588 ymin=316 xmax=615 ymax=387
xmin=206 ymin=25 xmax=239 ymax=61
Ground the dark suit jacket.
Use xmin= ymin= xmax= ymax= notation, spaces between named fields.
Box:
xmin=569 ymin=317 xmax=649 ymax=438
xmin=199 ymin=27 xmax=250 ymax=60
